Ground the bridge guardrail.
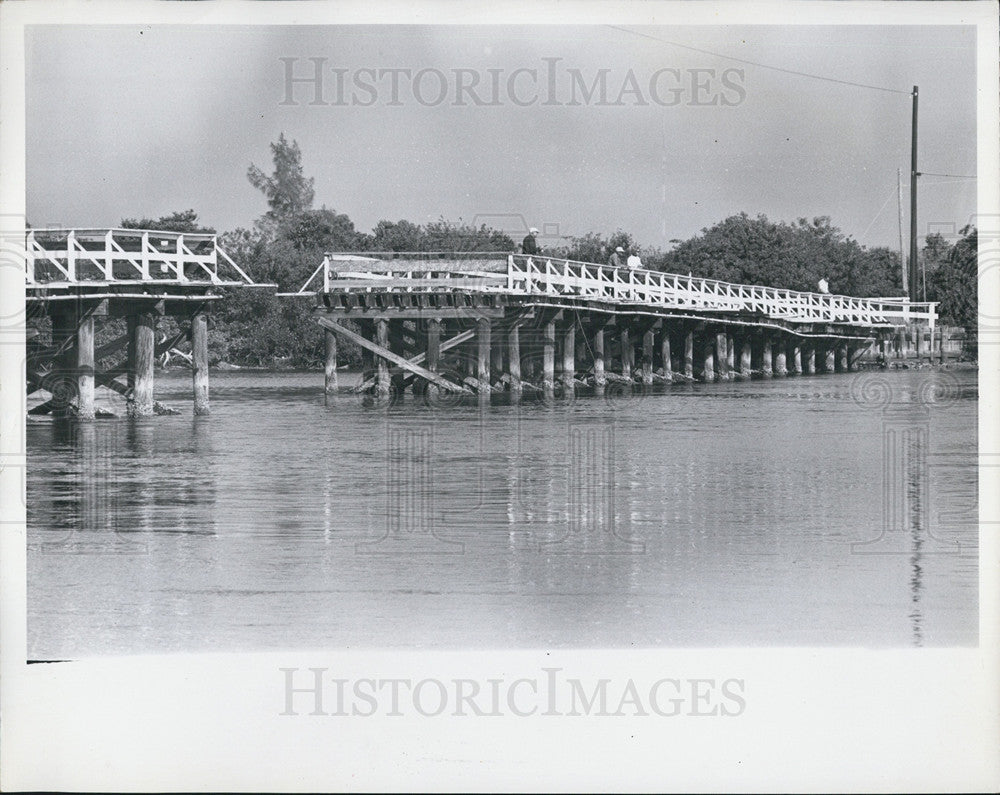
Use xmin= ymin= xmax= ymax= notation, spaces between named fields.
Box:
xmin=311 ymin=250 xmax=939 ymax=329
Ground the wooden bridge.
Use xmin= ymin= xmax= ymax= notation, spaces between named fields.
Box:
xmin=25 ymin=227 xmax=266 ymax=418
xmin=292 ymin=251 xmax=939 ymax=401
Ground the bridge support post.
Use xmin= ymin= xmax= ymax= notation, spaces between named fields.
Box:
xmin=543 ymin=320 xmax=556 ymax=399
xmin=477 ymin=318 xmax=492 ymax=393
xmin=562 ymin=320 xmax=576 ymax=395
xmin=761 ymin=336 xmax=773 ymax=378
xmin=491 ymin=326 xmax=504 ymax=388
xmin=192 ymin=311 xmax=210 ymax=415
xmin=76 ymin=312 xmax=95 ymax=420
xmin=726 ymin=333 xmax=735 ymax=378
xmin=703 ymin=335 xmax=716 ymax=383
xmin=375 ymin=320 xmax=391 ymax=399
xmin=836 ymin=344 xmax=848 ymax=373
xmin=805 ymin=345 xmax=816 ymax=374
xmin=128 ymin=312 xmax=156 ymax=417
xmin=659 ymin=328 xmax=672 ymax=383
xmin=715 ymin=332 xmax=729 ymax=380
xmin=323 ymin=326 xmax=338 ymax=400
xmin=738 ymin=336 xmax=752 ymax=379
xmin=593 ymin=327 xmax=606 ymax=393
xmin=825 ymin=346 xmax=836 ymax=373
xmin=620 ymin=327 xmax=632 ymax=380
xmin=642 ymin=329 xmax=654 ymax=385
xmin=774 ymin=338 xmax=787 ymax=376
xmin=791 ymin=341 xmax=802 ymax=375
xmin=49 ymin=310 xmax=76 ymax=418
xmin=684 ymin=329 xmax=694 ymax=380
xmin=506 ymin=323 xmax=521 ymax=401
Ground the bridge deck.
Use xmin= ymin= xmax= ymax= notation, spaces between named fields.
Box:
xmin=294 ymin=251 xmax=937 ymax=330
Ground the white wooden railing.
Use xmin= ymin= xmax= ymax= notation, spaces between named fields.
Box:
xmin=24 ymin=228 xmax=256 ymax=286
xmin=313 ymin=250 xmax=939 ymax=329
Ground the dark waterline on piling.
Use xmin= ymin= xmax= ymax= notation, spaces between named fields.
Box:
xmin=26 ymin=367 xmax=978 ymax=657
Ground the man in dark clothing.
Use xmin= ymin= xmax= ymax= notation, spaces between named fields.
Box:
xmin=608 ymin=246 xmax=625 ymax=268
xmin=522 ymin=227 xmax=540 ymax=255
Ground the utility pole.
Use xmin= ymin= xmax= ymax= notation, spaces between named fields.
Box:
xmin=897 ymin=167 xmax=905 ymax=293
xmin=909 ymin=85 xmax=919 ymax=303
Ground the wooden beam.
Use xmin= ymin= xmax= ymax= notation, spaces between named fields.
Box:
xmin=507 ymin=324 xmax=522 ymax=399
xmin=191 ymin=312 xmax=210 ymax=415
xmin=562 ymin=319 xmax=576 ymax=393
xmin=77 ymin=314 xmax=95 ymax=420
xmin=317 ymin=316 xmax=469 ymax=394
xmin=129 ymin=312 xmax=156 ymax=417
xmin=593 ymin=328 xmax=606 ymax=390
xmin=353 ymin=328 xmax=474 ymax=393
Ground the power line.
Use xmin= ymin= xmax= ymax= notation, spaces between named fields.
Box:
xmin=607 ymin=25 xmax=912 ymax=95
xmin=917 ymin=172 xmax=977 ymax=179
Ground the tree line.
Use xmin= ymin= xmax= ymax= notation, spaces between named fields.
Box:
xmin=126 ymin=133 xmax=979 ymax=367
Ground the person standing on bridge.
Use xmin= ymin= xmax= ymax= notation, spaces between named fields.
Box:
xmin=522 ymin=227 xmax=540 ymax=256
xmin=608 ymin=246 xmax=625 ymax=268
xmin=627 ymin=249 xmax=643 ymax=270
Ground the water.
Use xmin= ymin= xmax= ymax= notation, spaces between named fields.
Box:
xmin=26 ymin=368 xmax=978 ymax=657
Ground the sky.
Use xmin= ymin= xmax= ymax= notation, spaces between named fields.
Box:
xmin=25 ymin=23 xmax=978 ymax=252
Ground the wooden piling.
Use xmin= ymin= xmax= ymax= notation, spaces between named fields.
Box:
xmin=477 ymin=317 xmax=491 ymax=390
xmin=76 ymin=312 xmax=95 ymax=420
xmin=684 ymin=329 xmax=694 ymax=380
xmin=543 ymin=320 xmax=556 ymax=398
xmin=593 ymin=327 xmax=606 ymax=391
xmin=620 ymin=327 xmax=632 ymax=380
xmin=323 ymin=326 xmax=338 ymax=398
xmin=129 ymin=312 xmax=156 ymax=417
xmin=739 ymin=337 xmax=752 ymax=379
xmin=774 ymin=338 xmax=787 ymax=376
xmin=426 ymin=319 xmax=441 ymax=373
xmin=726 ymin=333 xmax=735 ymax=378
xmin=703 ymin=335 xmax=716 ymax=382
xmin=491 ymin=327 xmax=504 ymax=387
xmin=805 ymin=345 xmax=816 ymax=374
xmin=838 ymin=344 xmax=849 ymax=373
xmin=375 ymin=319 xmax=391 ymax=398
xmin=659 ymin=329 xmax=672 ymax=383
xmin=506 ymin=323 xmax=522 ymax=399
xmin=642 ymin=329 xmax=654 ymax=385
xmin=49 ymin=310 xmax=76 ymax=417
xmin=715 ymin=332 xmax=729 ymax=380
xmin=825 ymin=346 xmax=836 ymax=373
xmin=761 ymin=336 xmax=773 ymax=377
xmin=191 ymin=311 xmax=210 ymax=415
xmin=562 ymin=320 xmax=576 ymax=394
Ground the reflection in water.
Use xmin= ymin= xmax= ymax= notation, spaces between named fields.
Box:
xmin=27 ymin=368 xmax=978 ymax=656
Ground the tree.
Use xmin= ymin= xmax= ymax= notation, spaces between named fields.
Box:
xmin=928 ymin=226 xmax=977 ymax=355
xmin=121 ymin=209 xmax=214 ymax=233
xmin=247 ymin=133 xmax=316 ymax=221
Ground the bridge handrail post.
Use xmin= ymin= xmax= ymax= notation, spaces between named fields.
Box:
xmin=66 ymin=230 xmax=77 ymax=282
xmin=25 ymin=230 xmax=36 ymax=283
xmin=104 ymin=230 xmax=114 ymax=279
xmin=141 ymin=232 xmax=151 ymax=279
xmin=176 ymin=234 xmax=188 ymax=282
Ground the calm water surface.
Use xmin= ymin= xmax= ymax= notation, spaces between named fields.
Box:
xmin=27 ymin=368 xmax=978 ymax=657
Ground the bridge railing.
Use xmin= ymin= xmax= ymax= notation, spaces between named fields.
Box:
xmin=25 ymin=228 xmax=257 ymax=286
xmin=314 ymin=251 xmax=937 ymax=328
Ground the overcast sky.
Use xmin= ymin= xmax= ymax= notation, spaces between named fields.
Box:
xmin=25 ymin=23 xmax=977 ymax=251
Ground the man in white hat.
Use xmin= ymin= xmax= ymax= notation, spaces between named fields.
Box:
xmin=608 ymin=245 xmax=625 ymax=268
xmin=522 ymin=227 xmax=540 ymax=255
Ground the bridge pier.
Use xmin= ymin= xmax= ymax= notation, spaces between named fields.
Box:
xmin=715 ymin=332 xmax=729 ymax=381
xmin=324 ymin=327 xmax=338 ymax=399
xmin=191 ymin=311 xmax=210 ymax=415
xmin=774 ymin=337 xmax=787 ymax=377
xmin=736 ymin=335 xmax=751 ymax=380
xmin=375 ymin=319 xmax=391 ymax=399
xmin=838 ymin=344 xmax=849 ymax=373
xmin=592 ymin=326 xmax=606 ymax=393
xmin=477 ymin=317 xmax=492 ymax=392
xmin=543 ymin=320 xmax=556 ymax=398
xmin=620 ymin=327 xmax=632 ymax=380
xmin=805 ymin=344 xmax=816 ymax=374
xmin=726 ymin=333 xmax=736 ymax=378
xmin=790 ymin=341 xmax=802 ymax=375
xmin=761 ymin=336 xmax=773 ymax=378
xmin=642 ymin=329 xmax=655 ymax=385
xmin=491 ymin=326 xmax=504 ymax=389
xmin=562 ymin=319 xmax=576 ymax=394
xmin=825 ymin=346 xmax=836 ymax=373
xmin=684 ymin=329 xmax=694 ymax=380
xmin=659 ymin=328 xmax=672 ymax=383
xmin=702 ymin=334 xmax=716 ymax=383
xmin=128 ymin=312 xmax=157 ymax=417
xmin=76 ymin=312 xmax=96 ymax=420
xmin=506 ymin=324 xmax=521 ymax=400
